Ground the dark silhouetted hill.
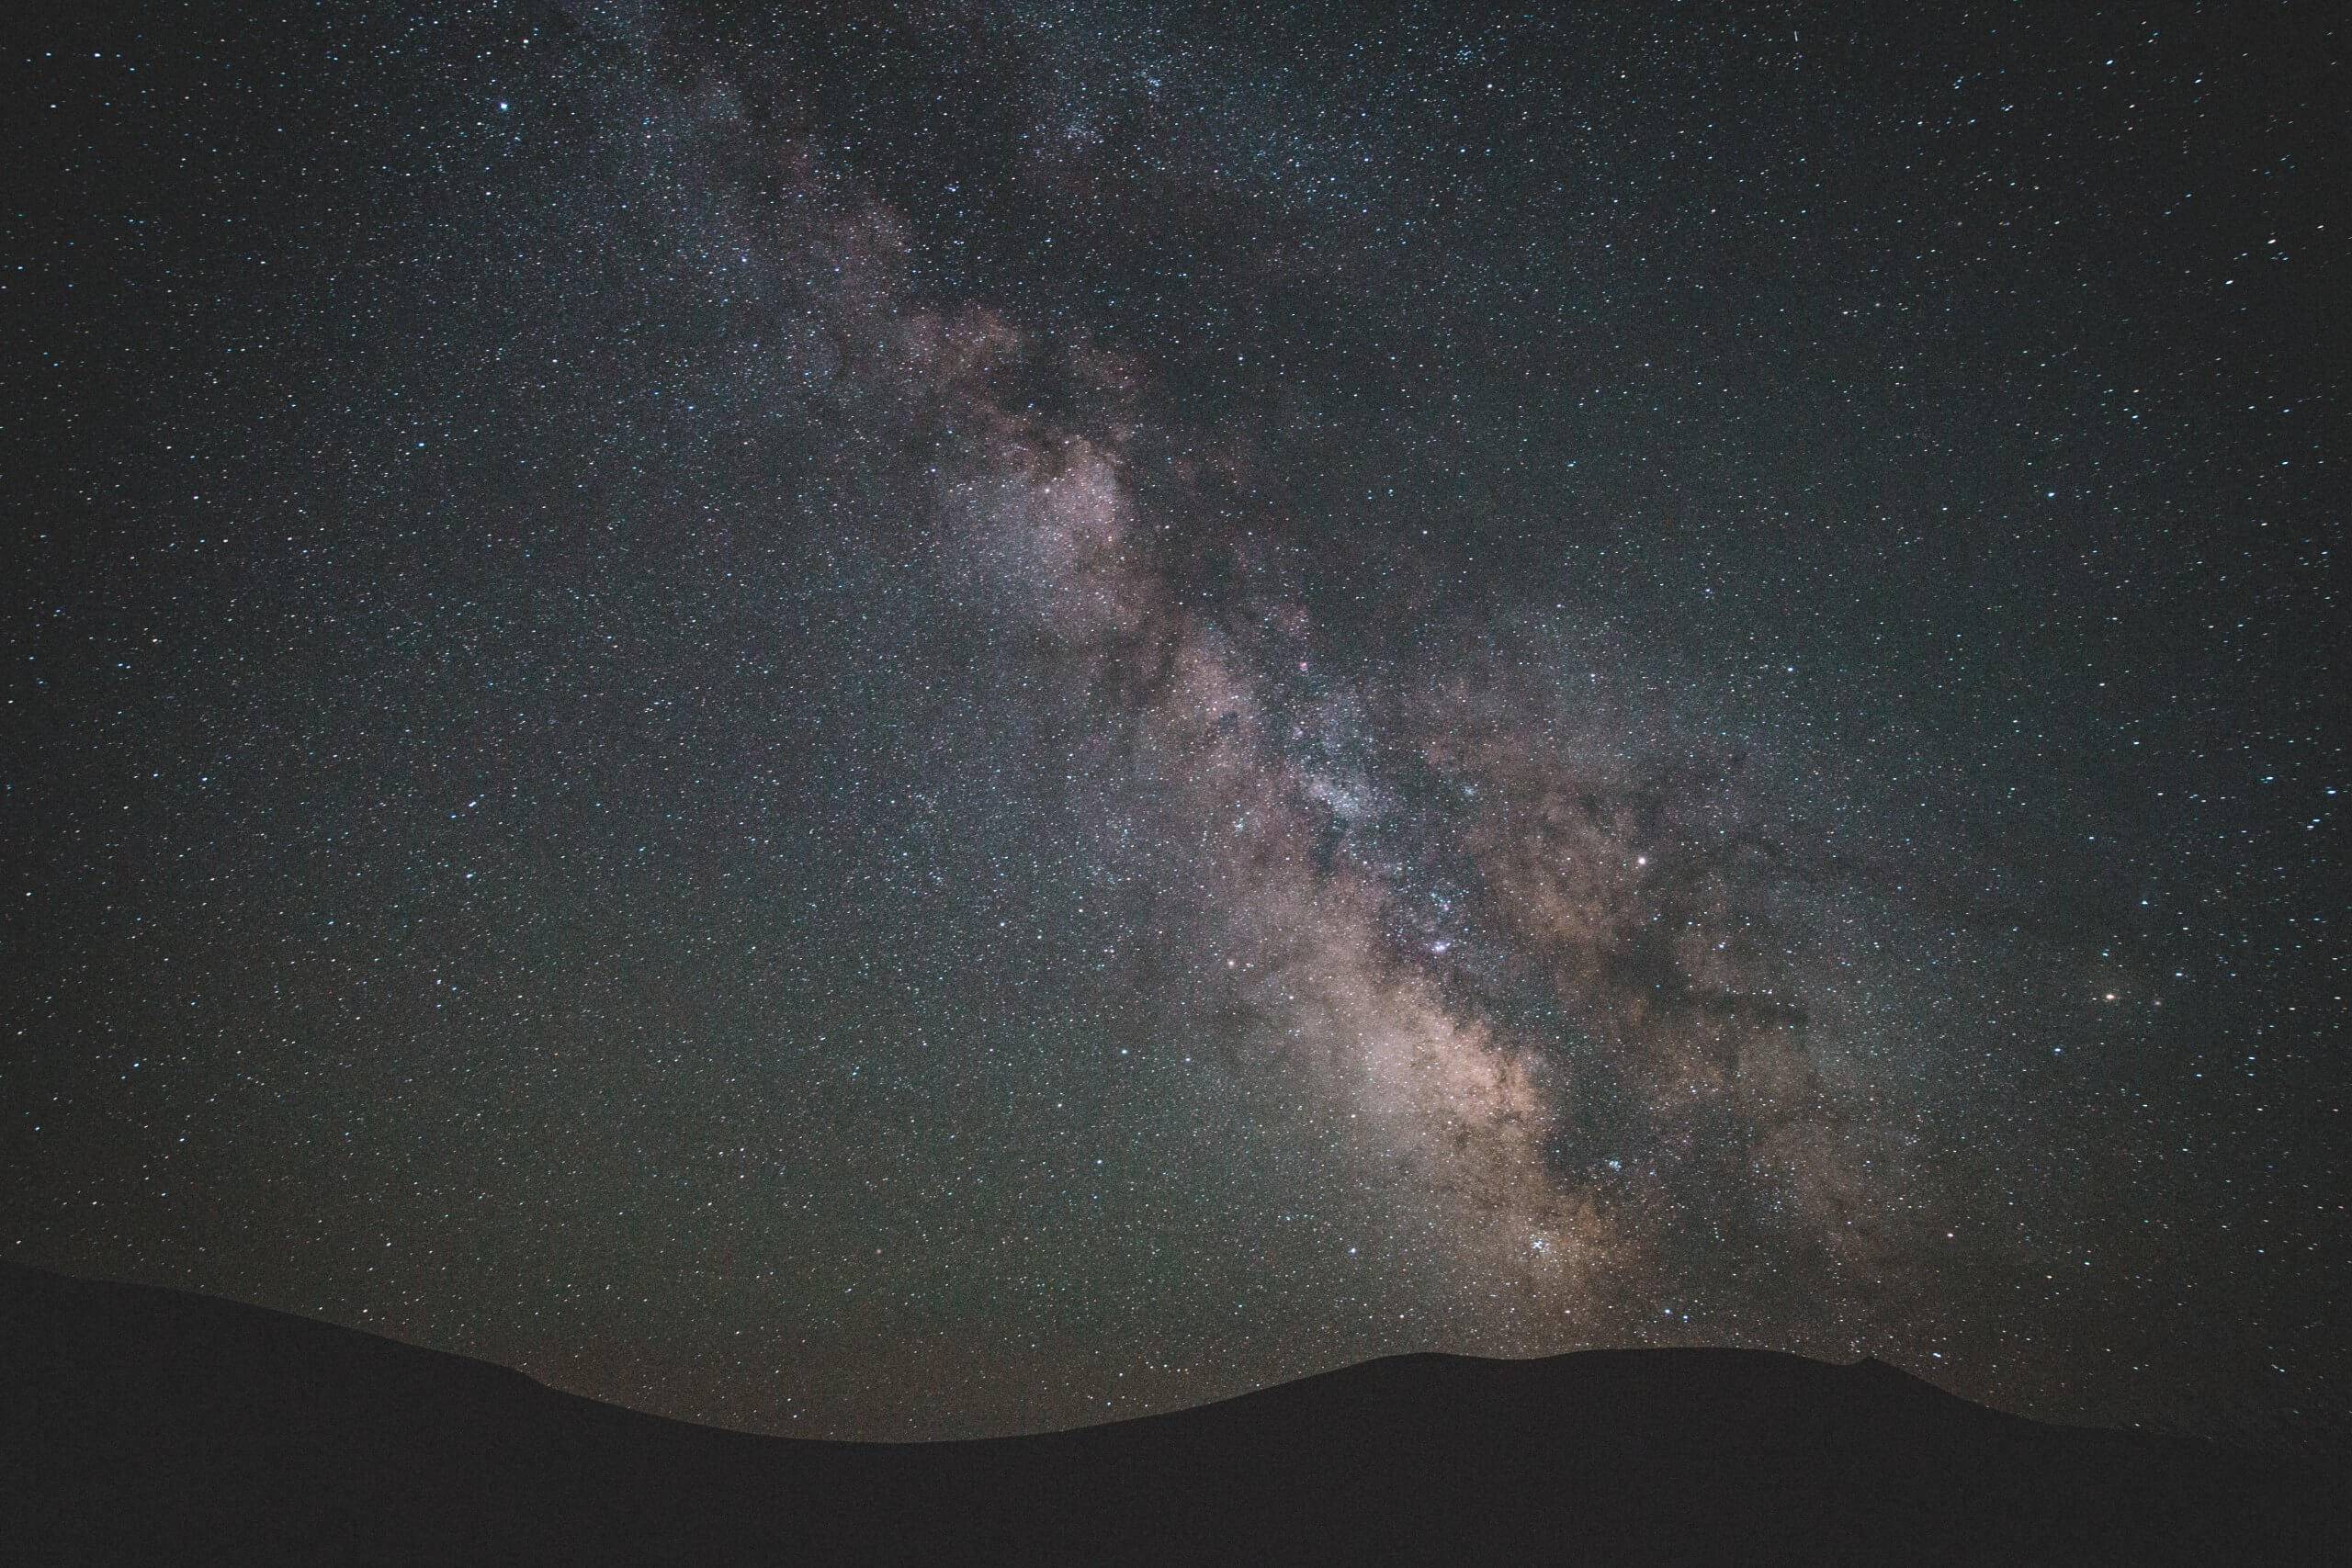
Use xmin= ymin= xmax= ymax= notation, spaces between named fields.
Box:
xmin=3 ymin=1259 xmax=2342 ymax=1563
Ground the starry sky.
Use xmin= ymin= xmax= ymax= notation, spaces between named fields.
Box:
xmin=5 ymin=1 xmax=2344 ymax=1443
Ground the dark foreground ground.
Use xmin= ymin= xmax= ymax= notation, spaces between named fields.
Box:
xmin=3 ymin=1260 xmax=2342 ymax=1564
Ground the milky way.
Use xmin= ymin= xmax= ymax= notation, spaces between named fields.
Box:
xmin=5 ymin=2 xmax=2342 ymax=1442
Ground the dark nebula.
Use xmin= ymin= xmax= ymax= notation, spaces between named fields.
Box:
xmin=4 ymin=2 xmax=2343 ymax=1444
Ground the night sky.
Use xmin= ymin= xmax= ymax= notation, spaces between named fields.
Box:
xmin=5 ymin=1 xmax=2344 ymax=1444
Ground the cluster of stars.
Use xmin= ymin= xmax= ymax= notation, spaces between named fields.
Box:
xmin=0 ymin=0 xmax=2340 ymax=1448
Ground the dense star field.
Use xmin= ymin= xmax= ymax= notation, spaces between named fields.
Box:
xmin=4 ymin=2 xmax=2343 ymax=1442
